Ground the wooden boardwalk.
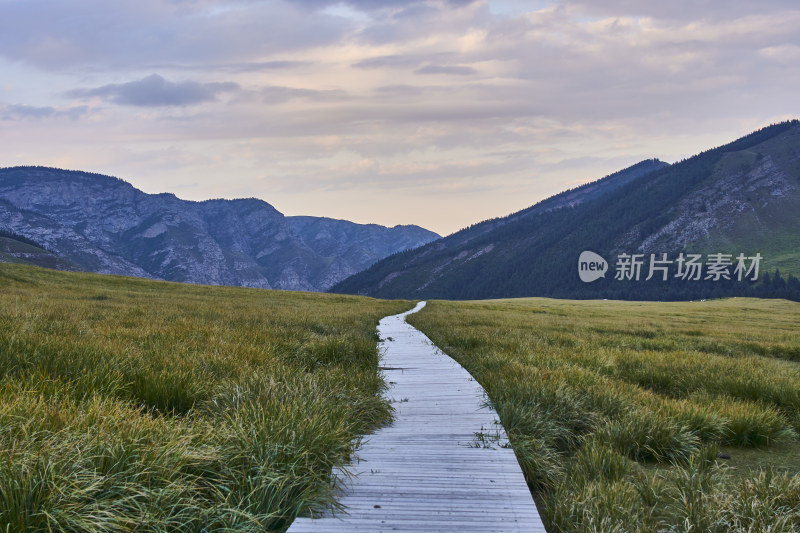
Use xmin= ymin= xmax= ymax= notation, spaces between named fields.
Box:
xmin=288 ymin=302 xmax=546 ymax=532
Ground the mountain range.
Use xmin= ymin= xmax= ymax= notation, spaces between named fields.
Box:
xmin=0 ymin=167 xmax=439 ymax=291
xmin=332 ymin=120 xmax=800 ymax=301
xmin=3 ymin=121 xmax=799 ymax=301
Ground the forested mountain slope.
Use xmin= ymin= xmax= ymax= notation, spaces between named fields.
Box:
xmin=332 ymin=121 xmax=800 ymax=301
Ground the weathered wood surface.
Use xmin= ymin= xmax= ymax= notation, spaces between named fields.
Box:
xmin=288 ymin=301 xmax=546 ymax=532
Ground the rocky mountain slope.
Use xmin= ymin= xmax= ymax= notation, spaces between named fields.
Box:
xmin=0 ymin=230 xmax=79 ymax=271
xmin=332 ymin=120 xmax=800 ymax=300
xmin=0 ymin=167 xmax=439 ymax=291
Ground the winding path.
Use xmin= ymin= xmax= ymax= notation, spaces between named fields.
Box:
xmin=288 ymin=301 xmax=546 ymax=532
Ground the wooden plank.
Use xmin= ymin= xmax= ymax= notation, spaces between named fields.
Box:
xmin=288 ymin=302 xmax=547 ymax=533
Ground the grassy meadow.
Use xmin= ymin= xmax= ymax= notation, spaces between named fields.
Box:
xmin=0 ymin=263 xmax=410 ymax=532
xmin=408 ymin=298 xmax=800 ymax=532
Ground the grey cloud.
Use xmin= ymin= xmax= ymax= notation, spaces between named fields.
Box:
xmin=1 ymin=104 xmax=90 ymax=121
xmin=373 ymin=85 xmax=425 ymax=96
xmin=415 ymin=65 xmax=477 ymax=76
xmin=355 ymin=0 xmax=490 ymax=46
xmin=353 ymin=53 xmax=455 ymax=70
xmin=0 ymin=0 xmax=346 ymax=70
xmin=0 ymin=0 xmax=484 ymax=71
xmin=354 ymin=54 xmax=424 ymax=69
xmin=474 ymin=5 xmax=800 ymax=128
xmin=294 ymin=0 xmax=477 ymax=11
xmin=564 ymin=0 xmax=800 ymax=20
xmin=293 ymin=0 xmax=416 ymax=8
xmin=262 ymin=86 xmax=348 ymax=104
xmin=148 ymin=60 xmax=312 ymax=73
xmin=66 ymin=74 xmax=239 ymax=107
xmin=225 ymin=60 xmax=312 ymax=73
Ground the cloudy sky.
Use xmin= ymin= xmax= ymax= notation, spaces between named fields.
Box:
xmin=1 ymin=0 xmax=798 ymax=235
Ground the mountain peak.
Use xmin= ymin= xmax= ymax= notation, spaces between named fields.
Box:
xmin=0 ymin=166 xmax=440 ymax=291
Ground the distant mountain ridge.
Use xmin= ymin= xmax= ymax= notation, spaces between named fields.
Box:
xmin=332 ymin=120 xmax=800 ymax=301
xmin=418 ymin=159 xmax=668 ymax=253
xmin=0 ymin=167 xmax=439 ymax=290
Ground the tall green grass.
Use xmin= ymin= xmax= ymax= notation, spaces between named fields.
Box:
xmin=0 ymin=264 xmax=410 ymax=532
xmin=408 ymin=297 xmax=800 ymax=532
